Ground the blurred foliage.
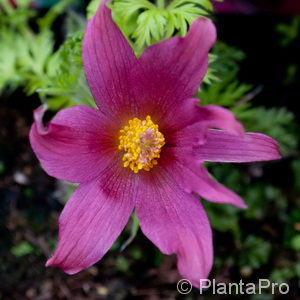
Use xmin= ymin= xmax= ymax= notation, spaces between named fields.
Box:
xmin=0 ymin=0 xmax=93 ymax=109
xmin=198 ymin=42 xmax=252 ymax=106
xmin=0 ymin=0 xmax=76 ymax=95
xmin=270 ymin=263 xmax=300 ymax=285
xmin=283 ymin=64 xmax=298 ymax=86
xmin=277 ymin=16 xmax=299 ymax=96
xmin=36 ymin=31 xmax=95 ymax=109
xmin=277 ymin=16 xmax=300 ymax=47
xmin=239 ymin=236 xmax=271 ymax=270
xmin=11 ymin=241 xmax=34 ymax=257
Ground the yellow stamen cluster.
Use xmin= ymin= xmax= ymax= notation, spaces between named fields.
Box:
xmin=118 ymin=116 xmax=165 ymax=173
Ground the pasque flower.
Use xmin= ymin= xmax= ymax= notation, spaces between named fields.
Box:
xmin=30 ymin=0 xmax=280 ymax=287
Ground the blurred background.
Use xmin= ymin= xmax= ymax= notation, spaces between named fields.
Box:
xmin=0 ymin=0 xmax=299 ymax=299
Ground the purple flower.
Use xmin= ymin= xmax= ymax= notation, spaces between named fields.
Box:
xmin=30 ymin=1 xmax=280 ymax=287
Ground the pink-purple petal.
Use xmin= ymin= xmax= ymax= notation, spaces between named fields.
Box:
xmin=46 ymin=164 xmax=135 ymax=274
xmin=131 ymin=18 xmax=216 ymax=120
xmin=196 ymin=129 xmax=281 ymax=163
xmin=196 ymin=104 xmax=244 ymax=135
xmin=165 ymin=153 xmax=247 ymax=208
xmin=189 ymin=165 xmax=247 ymax=208
xmin=168 ymin=103 xmax=244 ymax=147
xmin=136 ymin=168 xmax=213 ymax=286
xmin=83 ymin=2 xmax=138 ymax=118
xmin=30 ymin=105 xmax=116 ymax=183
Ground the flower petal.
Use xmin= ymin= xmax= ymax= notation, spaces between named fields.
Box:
xmin=196 ymin=129 xmax=281 ymax=162
xmin=136 ymin=168 xmax=213 ymax=287
xmin=30 ymin=105 xmax=116 ymax=183
xmin=83 ymin=2 xmax=138 ymax=118
xmin=163 ymin=152 xmax=246 ymax=208
xmin=161 ymin=98 xmax=243 ymax=133
xmin=46 ymin=163 xmax=135 ymax=274
xmin=167 ymin=102 xmax=244 ymax=147
xmin=188 ymin=165 xmax=247 ymax=208
xmin=131 ymin=18 xmax=216 ymax=120
xmin=196 ymin=104 xmax=244 ymax=135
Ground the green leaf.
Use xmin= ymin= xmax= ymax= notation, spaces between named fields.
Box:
xmin=115 ymin=255 xmax=130 ymax=272
xmin=203 ymin=199 xmax=241 ymax=241
xmin=11 ymin=241 xmax=34 ymax=257
xmin=38 ymin=0 xmax=74 ymax=29
xmin=239 ymin=236 xmax=271 ymax=269
xmin=111 ymin=0 xmax=214 ymax=55
xmin=0 ymin=161 xmax=5 ymax=174
xmin=0 ymin=0 xmax=77 ymax=98
xmin=277 ymin=17 xmax=300 ymax=47
xmin=199 ymin=73 xmax=252 ymax=106
xmin=87 ymin=0 xmax=101 ymax=19
xmin=200 ymin=42 xmax=248 ymax=90
xmin=292 ymin=160 xmax=300 ymax=191
xmin=0 ymin=29 xmax=23 ymax=91
xmin=291 ymin=235 xmax=300 ymax=251
xmin=270 ymin=268 xmax=295 ymax=284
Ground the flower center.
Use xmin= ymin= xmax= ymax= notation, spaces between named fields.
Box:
xmin=118 ymin=116 xmax=165 ymax=173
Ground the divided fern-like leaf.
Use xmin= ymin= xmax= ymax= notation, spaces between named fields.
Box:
xmin=109 ymin=0 xmax=214 ymax=55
